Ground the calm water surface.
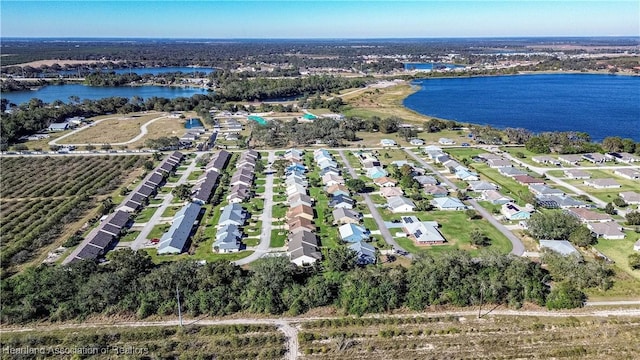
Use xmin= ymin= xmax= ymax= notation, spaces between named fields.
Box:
xmin=3 ymin=84 xmax=208 ymax=105
xmin=403 ymin=74 xmax=640 ymax=141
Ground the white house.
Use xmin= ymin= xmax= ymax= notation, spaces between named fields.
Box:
xmin=431 ymin=197 xmax=466 ymax=211
xmin=380 ymin=139 xmax=397 ymax=147
xmin=387 ymin=196 xmax=416 ymax=213
xmin=438 ymin=138 xmax=455 ymax=145
xmin=410 ymin=138 xmax=425 ymax=146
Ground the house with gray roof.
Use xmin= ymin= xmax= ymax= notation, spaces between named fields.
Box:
xmin=213 ymin=224 xmax=242 ymax=253
xmin=387 ymin=196 xmax=416 ymax=213
xmin=349 ymin=241 xmax=377 ymax=265
xmin=468 ymin=180 xmax=498 ymax=192
xmin=584 ymin=178 xmax=621 ymax=189
xmin=333 ymin=208 xmax=361 ymax=224
xmin=431 ymin=197 xmax=466 ymax=211
xmin=401 ymin=216 xmax=445 ymax=244
xmin=218 ymin=203 xmax=246 ymax=227
xmin=539 ymin=240 xmax=580 ymax=257
xmin=157 ymin=202 xmax=202 ymax=254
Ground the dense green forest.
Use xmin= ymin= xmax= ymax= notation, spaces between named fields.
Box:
xmin=0 ymin=248 xmax=612 ymax=324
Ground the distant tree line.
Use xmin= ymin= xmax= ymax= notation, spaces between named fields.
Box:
xmin=2 ymin=249 xmax=598 ymax=324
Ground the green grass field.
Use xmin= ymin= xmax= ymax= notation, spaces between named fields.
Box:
xmin=270 ymin=229 xmax=286 ymax=247
xmin=134 ymin=207 xmax=158 ymax=223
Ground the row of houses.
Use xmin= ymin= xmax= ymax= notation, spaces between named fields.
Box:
xmin=70 ymin=152 xmax=185 ymax=261
xmin=213 ymin=203 xmax=248 ymax=253
xmin=70 ymin=210 xmax=131 ymax=263
xmin=193 ymin=150 xmax=231 ymax=204
xmin=314 ymin=149 xmax=376 ymax=265
xmin=119 ymin=151 xmax=185 ymax=213
xmin=227 ymin=150 xmax=259 ymax=203
xmin=284 ymin=149 xmax=322 ymax=266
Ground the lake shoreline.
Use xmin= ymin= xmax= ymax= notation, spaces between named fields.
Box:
xmin=401 ymin=73 xmax=640 ymax=141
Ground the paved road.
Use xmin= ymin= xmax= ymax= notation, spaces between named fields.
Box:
xmin=403 ymin=149 xmax=526 ymax=256
xmin=338 ymin=150 xmax=412 ymax=257
xmin=131 ymin=154 xmax=202 ymax=250
xmin=234 ymin=150 xmax=276 ymax=266
xmin=50 ymin=113 xmax=168 ymax=147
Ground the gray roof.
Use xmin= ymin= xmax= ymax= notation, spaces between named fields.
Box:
xmin=289 ymin=244 xmax=322 ymax=261
xmin=333 ymin=207 xmax=360 ymax=221
xmin=206 ymin=150 xmax=231 ymax=172
xmin=108 ymin=211 xmax=130 ymax=228
xmin=387 ymin=196 xmax=415 ymax=210
xmin=539 ymin=240 xmax=579 ymax=256
xmin=88 ymin=231 xmax=114 ymax=249
xmin=218 ymin=203 xmax=246 ymax=226
xmin=76 ymin=244 xmax=102 ymax=260
xmin=193 ymin=171 xmax=219 ymax=203
xmin=101 ymin=223 xmax=121 ymax=236
xmin=137 ymin=184 xmax=156 ymax=196
xmin=157 ymin=202 xmax=202 ymax=254
xmin=288 ymin=229 xmax=318 ymax=251
xmin=147 ymin=173 xmax=164 ymax=186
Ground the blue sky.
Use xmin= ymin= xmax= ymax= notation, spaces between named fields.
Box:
xmin=1 ymin=1 xmax=638 ymax=38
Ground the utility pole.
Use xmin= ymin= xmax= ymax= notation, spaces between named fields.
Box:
xmin=176 ymin=285 xmax=183 ymax=327
xmin=478 ymin=284 xmax=484 ymax=319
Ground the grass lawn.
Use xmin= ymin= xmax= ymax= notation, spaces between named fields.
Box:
xmin=149 ymin=197 xmax=163 ymax=205
xmin=378 ymin=149 xmax=415 ymax=164
xmin=594 ymin=231 xmax=640 ymax=281
xmin=467 ymin=163 xmax=532 ymax=206
xmin=119 ymin=230 xmax=140 ymax=242
xmin=134 ymin=207 xmax=158 ymax=223
xmin=270 ymin=229 xmax=286 ymax=247
xmin=369 ymin=193 xmax=387 ymax=205
xmin=477 ymin=200 xmax=501 ymax=215
xmin=563 ymin=172 xmax=640 ymax=203
xmin=244 ymin=238 xmax=260 ymax=247
xmin=388 ymin=211 xmax=513 ymax=255
xmin=57 ymin=113 xmax=162 ymax=144
xmin=143 ymin=248 xmax=254 ymax=264
xmin=499 ymin=146 xmax=558 ymax=167
xmin=254 ymin=185 xmax=265 ymax=194
xmin=255 ymin=179 xmax=266 ymax=185
xmin=187 ymin=170 xmax=203 ymax=181
xmin=445 ymin=147 xmax=485 ymax=160
xmin=272 ymin=203 xmax=288 ymax=219
xmin=161 ymin=206 xmax=182 ymax=218
xmin=127 ymin=116 xmax=190 ymax=149
xmin=363 ymin=217 xmax=379 ymax=231
xmin=245 ymin=221 xmax=263 ymax=237
xmin=148 ymin=223 xmax=171 ymax=240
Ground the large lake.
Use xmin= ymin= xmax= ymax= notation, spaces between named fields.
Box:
xmin=404 ymin=74 xmax=640 ymax=141
xmin=3 ymin=84 xmax=209 ymax=105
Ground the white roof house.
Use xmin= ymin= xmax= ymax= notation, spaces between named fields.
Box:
xmin=339 ymin=223 xmax=370 ymax=243
xmin=387 ymin=196 xmax=416 ymax=213
xmin=157 ymin=202 xmax=202 ymax=254
xmin=438 ymin=138 xmax=455 ymax=145
xmin=401 ymin=216 xmax=445 ymax=244
xmin=619 ymin=191 xmax=640 ymax=205
xmin=468 ymin=181 xmax=498 ymax=192
xmin=349 ymin=241 xmax=377 ymax=265
xmin=583 ymin=178 xmax=621 ymax=189
xmin=431 ymin=197 xmax=466 ymax=211
xmin=380 ymin=139 xmax=397 ymax=147
xmin=539 ymin=240 xmax=580 ymax=257
xmin=588 ymin=222 xmax=625 ymax=240
xmin=410 ymin=138 xmax=425 ymax=146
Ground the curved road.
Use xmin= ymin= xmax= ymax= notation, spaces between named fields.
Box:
xmin=337 ymin=150 xmax=412 ymax=258
xmin=403 ymin=149 xmax=526 ymax=256
xmin=50 ymin=112 xmax=168 ymax=146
